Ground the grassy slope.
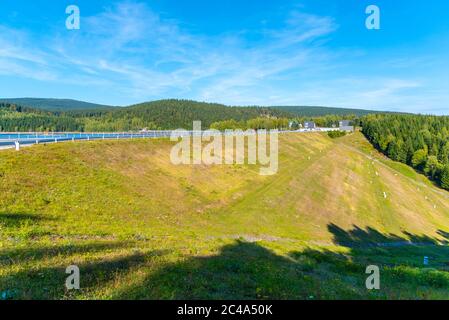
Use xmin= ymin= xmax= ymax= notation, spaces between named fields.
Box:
xmin=0 ymin=132 xmax=448 ymax=299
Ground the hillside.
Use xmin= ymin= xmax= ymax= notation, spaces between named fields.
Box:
xmin=0 ymin=98 xmax=115 ymax=112
xmin=1 ymin=99 xmax=392 ymax=132
xmin=362 ymin=113 xmax=449 ymax=191
xmin=1 ymin=132 xmax=448 ymax=299
xmin=93 ymin=99 xmax=292 ymax=130
xmin=0 ymin=99 xmax=292 ymax=132
xmin=0 ymin=103 xmax=82 ymax=132
xmin=0 ymin=98 xmax=385 ymax=116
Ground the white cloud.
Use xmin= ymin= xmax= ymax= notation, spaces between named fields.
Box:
xmin=0 ymin=1 xmax=447 ymax=113
xmin=37 ymin=1 xmax=338 ymax=103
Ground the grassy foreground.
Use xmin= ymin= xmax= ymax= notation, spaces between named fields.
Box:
xmin=0 ymin=132 xmax=448 ymax=299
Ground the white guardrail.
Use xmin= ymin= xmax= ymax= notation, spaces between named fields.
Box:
xmin=0 ymin=128 xmax=340 ymax=150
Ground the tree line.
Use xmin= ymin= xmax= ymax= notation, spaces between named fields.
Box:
xmin=210 ymin=118 xmax=290 ymax=131
xmin=211 ymin=115 xmax=359 ymax=131
xmin=0 ymin=103 xmax=81 ymax=132
xmin=362 ymin=114 xmax=449 ymax=190
xmin=1 ymin=100 xmax=362 ymax=133
xmin=0 ymin=100 xmax=291 ymax=132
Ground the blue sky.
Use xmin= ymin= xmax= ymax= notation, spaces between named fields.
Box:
xmin=0 ymin=0 xmax=449 ymax=113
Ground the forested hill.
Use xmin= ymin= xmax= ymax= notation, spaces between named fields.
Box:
xmin=0 ymin=103 xmax=81 ymax=132
xmin=362 ymin=114 xmax=449 ymax=191
xmin=274 ymin=105 xmax=387 ymax=117
xmin=0 ymin=98 xmax=115 ymax=111
xmin=86 ymin=100 xmax=291 ymax=130
xmin=0 ymin=100 xmax=291 ymax=132
xmin=1 ymin=98 xmax=394 ymax=132
xmin=0 ymin=98 xmax=387 ymax=117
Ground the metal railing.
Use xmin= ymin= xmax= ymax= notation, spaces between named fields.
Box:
xmin=0 ymin=128 xmax=340 ymax=150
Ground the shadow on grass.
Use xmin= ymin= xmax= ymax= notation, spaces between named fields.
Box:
xmin=110 ymin=229 xmax=449 ymax=300
xmin=2 ymin=224 xmax=449 ymax=299
xmin=0 ymin=241 xmax=136 ymax=264
xmin=112 ymin=241 xmax=314 ymax=300
xmin=0 ymin=212 xmax=53 ymax=228
xmin=328 ymin=223 xmax=449 ymax=247
xmin=437 ymin=230 xmax=449 ymax=241
xmin=0 ymin=211 xmax=57 ymax=239
xmin=0 ymin=240 xmax=169 ymax=299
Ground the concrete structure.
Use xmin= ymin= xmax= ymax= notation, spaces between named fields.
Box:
xmin=340 ymin=126 xmax=354 ymax=132
xmin=339 ymin=120 xmax=352 ymax=127
xmin=304 ymin=121 xmax=316 ymax=129
xmin=339 ymin=120 xmax=354 ymax=132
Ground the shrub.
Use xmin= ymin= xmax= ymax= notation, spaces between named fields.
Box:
xmin=328 ymin=131 xmax=347 ymax=139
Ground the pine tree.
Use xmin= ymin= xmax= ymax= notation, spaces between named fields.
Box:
xmin=440 ymin=165 xmax=449 ymax=190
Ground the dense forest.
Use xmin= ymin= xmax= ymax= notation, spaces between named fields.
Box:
xmin=0 ymin=98 xmax=115 ymax=111
xmin=0 ymin=103 xmax=81 ymax=132
xmin=0 ymin=98 xmax=379 ymax=133
xmin=1 ymin=97 xmax=382 ymax=116
xmin=74 ymin=100 xmax=291 ymax=130
xmin=362 ymin=114 xmax=449 ymax=190
xmin=0 ymin=100 xmax=291 ymax=132
xmin=0 ymin=99 xmax=366 ymax=132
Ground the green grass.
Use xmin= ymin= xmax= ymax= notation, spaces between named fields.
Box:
xmin=1 ymin=133 xmax=448 ymax=299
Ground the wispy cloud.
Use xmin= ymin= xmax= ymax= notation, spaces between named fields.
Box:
xmin=0 ymin=2 xmax=339 ymax=100
xmin=0 ymin=1 xmax=447 ymax=113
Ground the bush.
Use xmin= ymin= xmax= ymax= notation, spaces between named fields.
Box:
xmin=328 ymin=131 xmax=347 ymax=139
